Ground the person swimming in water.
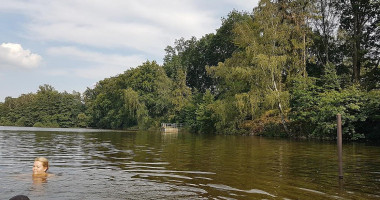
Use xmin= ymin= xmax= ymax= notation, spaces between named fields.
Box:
xmin=32 ymin=156 xmax=54 ymax=185
xmin=33 ymin=157 xmax=49 ymax=176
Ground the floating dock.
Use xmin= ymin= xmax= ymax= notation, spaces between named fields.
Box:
xmin=161 ymin=123 xmax=182 ymax=133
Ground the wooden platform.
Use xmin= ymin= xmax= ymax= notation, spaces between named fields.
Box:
xmin=161 ymin=123 xmax=182 ymax=133
xmin=162 ymin=127 xmax=178 ymax=133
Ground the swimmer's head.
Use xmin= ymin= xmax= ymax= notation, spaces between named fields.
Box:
xmin=9 ymin=195 xmax=30 ymax=200
xmin=33 ymin=157 xmax=49 ymax=175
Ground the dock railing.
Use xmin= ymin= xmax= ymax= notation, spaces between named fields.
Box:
xmin=161 ymin=123 xmax=183 ymax=128
xmin=161 ymin=123 xmax=183 ymax=132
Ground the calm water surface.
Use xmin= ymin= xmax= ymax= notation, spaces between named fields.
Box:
xmin=0 ymin=126 xmax=379 ymax=199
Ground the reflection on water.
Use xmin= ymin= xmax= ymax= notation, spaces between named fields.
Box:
xmin=0 ymin=126 xmax=379 ymax=199
xmin=32 ymin=176 xmax=47 ymax=185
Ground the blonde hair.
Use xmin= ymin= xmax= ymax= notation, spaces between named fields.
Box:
xmin=35 ymin=157 xmax=49 ymax=171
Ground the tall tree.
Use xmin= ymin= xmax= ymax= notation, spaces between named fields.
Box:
xmin=163 ymin=11 xmax=251 ymax=93
xmin=312 ymin=0 xmax=340 ymax=65
xmin=234 ymin=0 xmax=291 ymax=133
xmin=209 ymin=0 xmax=315 ymax=134
xmin=283 ymin=0 xmax=315 ymax=77
xmin=336 ymin=0 xmax=380 ymax=83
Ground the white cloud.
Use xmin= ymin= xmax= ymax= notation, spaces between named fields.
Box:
xmin=0 ymin=43 xmax=42 ymax=69
xmin=222 ymin=0 xmax=257 ymax=10
xmin=0 ymin=1 xmax=259 ymax=58
xmin=47 ymin=46 xmax=145 ymax=79
xmin=0 ymin=0 xmax=221 ymax=58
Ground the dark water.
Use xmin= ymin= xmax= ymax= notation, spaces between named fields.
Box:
xmin=0 ymin=126 xmax=379 ymax=200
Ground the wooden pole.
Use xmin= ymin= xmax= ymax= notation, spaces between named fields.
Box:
xmin=337 ymin=114 xmax=343 ymax=179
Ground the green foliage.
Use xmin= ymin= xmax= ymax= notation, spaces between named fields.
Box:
xmin=125 ymin=61 xmax=172 ymax=119
xmin=194 ymin=90 xmax=217 ymax=134
xmin=289 ymin=76 xmax=320 ymax=135
xmin=77 ymin=113 xmax=90 ymax=128
xmin=84 ymin=61 xmax=173 ymax=130
xmin=320 ymin=62 xmax=340 ymax=91
xmin=163 ymin=10 xmax=251 ymax=93
xmin=33 ymin=122 xmax=44 ymax=127
xmin=314 ymin=87 xmax=366 ymax=140
xmin=0 ymin=85 xmax=86 ymax=128
xmin=168 ymin=69 xmax=192 ymax=122
xmin=290 ymin=78 xmax=380 ymax=140
xmin=212 ymin=97 xmax=243 ymax=135
xmin=207 ymin=0 xmax=313 ymax=135
xmin=362 ymin=90 xmax=380 ymax=140
xmin=362 ymin=65 xmax=380 ymax=91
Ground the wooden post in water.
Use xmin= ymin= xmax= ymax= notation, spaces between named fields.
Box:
xmin=337 ymin=114 xmax=343 ymax=179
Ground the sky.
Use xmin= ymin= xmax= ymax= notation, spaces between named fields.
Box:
xmin=0 ymin=0 xmax=259 ymax=102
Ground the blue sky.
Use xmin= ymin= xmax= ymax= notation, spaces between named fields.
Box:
xmin=0 ymin=0 xmax=258 ymax=102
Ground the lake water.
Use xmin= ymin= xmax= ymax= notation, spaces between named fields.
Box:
xmin=0 ymin=126 xmax=379 ymax=199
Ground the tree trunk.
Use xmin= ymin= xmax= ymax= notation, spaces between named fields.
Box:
xmin=271 ymin=72 xmax=289 ymax=134
xmin=351 ymin=0 xmax=361 ymax=83
xmin=303 ymin=33 xmax=307 ymax=77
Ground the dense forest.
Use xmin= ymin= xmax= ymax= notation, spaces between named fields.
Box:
xmin=1 ymin=0 xmax=379 ymax=141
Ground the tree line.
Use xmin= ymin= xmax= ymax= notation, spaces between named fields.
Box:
xmin=1 ymin=0 xmax=379 ymax=141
